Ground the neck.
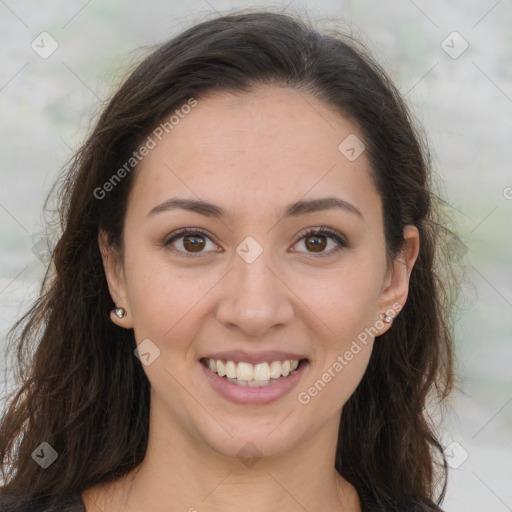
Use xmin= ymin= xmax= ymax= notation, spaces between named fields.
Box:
xmin=83 ymin=395 xmax=361 ymax=512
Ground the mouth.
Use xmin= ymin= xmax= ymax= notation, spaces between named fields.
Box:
xmin=199 ymin=355 xmax=310 ymax=405
xmin=200 ymin=357 xmax=309 ymax=387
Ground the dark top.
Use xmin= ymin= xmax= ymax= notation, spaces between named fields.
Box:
xmin=0 ymin=487 xmax=444 ymax=511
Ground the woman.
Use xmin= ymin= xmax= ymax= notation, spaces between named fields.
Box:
xmin=0 ymin=10 xmax=458 ymax=512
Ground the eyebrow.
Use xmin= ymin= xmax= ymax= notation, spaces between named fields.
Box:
xmin=147 ymin=196 xmax=363 ymax=220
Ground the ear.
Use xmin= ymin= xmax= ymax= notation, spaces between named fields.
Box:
xmin=98 ymin=229 xmax=134 ymax=328
xmin=376 ymin=225 xmax=420 ymax=336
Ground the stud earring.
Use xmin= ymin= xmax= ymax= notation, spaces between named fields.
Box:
xmin=113 ymin=307 xmax=127 ymax=319
xmin=382 ymin=313 xmax=393 ymax=324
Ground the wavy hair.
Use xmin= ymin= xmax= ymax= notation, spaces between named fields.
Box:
xmin=0 ymin=10 xmax=459 ymax=509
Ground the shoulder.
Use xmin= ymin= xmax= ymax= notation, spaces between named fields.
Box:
xmin=0 ymin=492 xmax=85 ymax=512
xmin=358 ymin=486 xmax=445 ymax=512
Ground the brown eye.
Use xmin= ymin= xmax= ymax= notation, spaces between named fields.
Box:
xmin=304 ymin=234 xmax=328 ymax=252
xmin=164 ymin=229 xmax=218 ymax=258
xmin=293 ymin=227 xmax=348 ymax=257
xmin=182 ymin=234 xmax=206 ymax=252
xmin=165 ymin=226 xmax=347 ymax=259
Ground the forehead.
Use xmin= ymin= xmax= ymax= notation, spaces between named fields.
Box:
xmin=128 ymin=86 xmax=381 ymax=225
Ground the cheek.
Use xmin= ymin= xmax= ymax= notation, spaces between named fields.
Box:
xmin=297 ymin=255 xmax=382 ymax=396
xmin=302 ymin=277 xmax=377 ymax=411
xmin=123 ymin=248 xmax=194 ymax=338
xmin=299 ymin=334 xmax=374 ymax=417
xmin=295 ymin=257 xmax=383 ymax=334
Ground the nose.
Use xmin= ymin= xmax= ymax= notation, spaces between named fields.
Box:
xmin=215 ymin=247 xmax=294 ymax=338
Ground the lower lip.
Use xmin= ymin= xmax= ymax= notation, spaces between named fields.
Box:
xmin=200 ymin=360 xmax=309 ymax=405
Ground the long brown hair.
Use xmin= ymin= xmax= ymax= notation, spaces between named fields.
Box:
xmin=0 ymin=10 xmax=459 ymax=509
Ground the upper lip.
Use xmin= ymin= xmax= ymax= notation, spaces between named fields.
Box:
xmin=201 ymin=350 xmax=308 ymax=364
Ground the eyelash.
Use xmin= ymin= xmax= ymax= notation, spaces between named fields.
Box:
xmin=163 ymin=226 xmax=348 ymax=259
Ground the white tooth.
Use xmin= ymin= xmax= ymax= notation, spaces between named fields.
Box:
xmin=209 ymin=359 xmax=300 ymax=381
xmin=247 ymin=379 xmax=272 ymax=387
xmin=236 ymin=362 xmax=254 ymax=381
xmin=225 ymin=360 xmax=237 ymax=379
xmin=253 ymin=362 xmax=270 ymax=381
xmin=216 ymin=360 xmax=226 ymax=377
xmin=269 ymin=361 xmax=282 ymax=379
xmin=226 ymin=377 xmax=247 ymax=386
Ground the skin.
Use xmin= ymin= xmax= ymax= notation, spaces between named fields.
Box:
xmin=84 ymin=86 xmax=420 ymax=512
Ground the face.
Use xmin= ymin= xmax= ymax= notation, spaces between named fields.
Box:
xmin=99 ymin=86 xmax=419 ymax=462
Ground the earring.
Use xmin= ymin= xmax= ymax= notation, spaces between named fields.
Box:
xmin=382 ymin=313 xmax=393 ymax=324
xmin=113 ymin=307 xmax=127 ymax=319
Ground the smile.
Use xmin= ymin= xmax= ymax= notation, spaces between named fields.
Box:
xmin=201 ymin=357 xmax=303 ymax=386
xmin=199 ymin=357 xmax=309 ymax=405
